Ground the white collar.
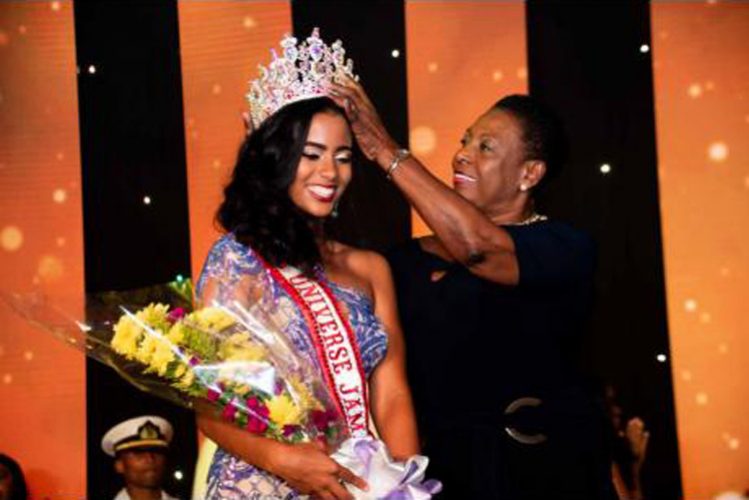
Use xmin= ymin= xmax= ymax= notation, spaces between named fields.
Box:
xmin=114 ymin=488 xmax=178 ymax=500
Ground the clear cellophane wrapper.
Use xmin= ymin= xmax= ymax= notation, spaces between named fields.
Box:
xmin=2 ymin=280 xmax=347 ymax=449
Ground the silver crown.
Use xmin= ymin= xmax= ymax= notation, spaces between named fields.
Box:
xmin=247 ymin=28 xmax=357 ymax=128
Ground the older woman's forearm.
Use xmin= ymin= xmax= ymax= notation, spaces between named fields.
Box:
xmin=328 ymin=79 xmax=519 ymax=282
xmin=379 ymin=151 xmax=516 ymax=268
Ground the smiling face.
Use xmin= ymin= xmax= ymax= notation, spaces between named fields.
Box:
xmin=288 ymin=110 xmax=353 ymax=218
xmin=451 ymin=109 xmax=532 ymax=215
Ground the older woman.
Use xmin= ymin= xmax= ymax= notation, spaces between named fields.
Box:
xmin=329 ymin=82 xmax=616 ymax=499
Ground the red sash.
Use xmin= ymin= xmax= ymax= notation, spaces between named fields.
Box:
xmin=263 ymin=263 xmax=371 ymax=438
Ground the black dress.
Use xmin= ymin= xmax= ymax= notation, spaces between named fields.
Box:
xmin=387 ymin=220 xmax=616 ymax=499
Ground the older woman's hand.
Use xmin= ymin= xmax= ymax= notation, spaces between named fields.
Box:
xmin=329 ymin=77 xmax=399 ymax=164
xmin=242 ymin=111 xmax=254 ymax=136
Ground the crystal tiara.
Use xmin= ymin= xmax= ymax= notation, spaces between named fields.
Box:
xmin=246 ymin=28 xmax=358 ymax=128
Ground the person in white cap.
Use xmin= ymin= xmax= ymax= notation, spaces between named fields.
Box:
xmin=101 ymin=415 xmax=179 ymax=500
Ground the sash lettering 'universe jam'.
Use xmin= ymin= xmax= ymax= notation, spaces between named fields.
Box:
xmin=275 ymin=267 xmax=370 ymax=438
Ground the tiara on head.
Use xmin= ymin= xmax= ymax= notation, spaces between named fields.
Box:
xmin=246 ymin=28 xmax=358 ymax=129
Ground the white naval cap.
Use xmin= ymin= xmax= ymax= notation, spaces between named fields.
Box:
xmin=101 ymin=415 xmax=173 ymax=457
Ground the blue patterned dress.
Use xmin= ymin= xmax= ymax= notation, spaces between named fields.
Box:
xmin=196 ymin=234 xmax=388 ymax=499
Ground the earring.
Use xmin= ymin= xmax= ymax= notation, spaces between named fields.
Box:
xmin=331 ymin=199 xmax=340 ymax=219
xmin=519 ymin=184 xmax=528 ymax=192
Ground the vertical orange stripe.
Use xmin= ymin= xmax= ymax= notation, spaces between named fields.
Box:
xmin=0 ymin=1 xmax=85 ymax=497
xmin=405 ymin=2 xmax=528 ymax=237
xmin=178 ymin=2 xmax=293 ymax=281
xmin=652 ymin=3 xmax=749 ymax=497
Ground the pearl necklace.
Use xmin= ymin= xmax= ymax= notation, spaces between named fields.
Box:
xmin=508 ymin=213 xmax=548 ymax=226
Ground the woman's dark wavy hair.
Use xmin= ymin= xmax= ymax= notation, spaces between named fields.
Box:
xmin=0 ymin=454 xmax=29 ymax=500
xmin=217 ymin=97 xmax=348 ymax=276
xmin=492 ymin=94 xmax=568 ymax=192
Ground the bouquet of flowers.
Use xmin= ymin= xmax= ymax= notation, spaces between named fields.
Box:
xmin=109 ymin=301 xmax=344 ymax=444
xmin=3 ymin=281 xmax=346 ymax=447
xmin=4 ymin=279 xmax=441 ymax=498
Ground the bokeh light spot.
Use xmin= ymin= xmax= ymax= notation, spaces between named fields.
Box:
xmin=243 ymin=16 xmax=257 ymax=29
xmin=38 ymin=255 xmax=64 ymax=283
xmin=684 ymin=299 xmax=698 ymax=312
xmin=696 ymin=392 xmax=708 ymax=406
xmin=688 ymin=83 xmax=702 ymax=98
xmin=708 ymin=142 xmax=729 ymax=162
xmin=53 ymin=188 xmax=67 ymax=204
xmin=1 ymin=226 xmax=24 ymax=252
xmin=410 ymin=126 xmax=437 ymax=156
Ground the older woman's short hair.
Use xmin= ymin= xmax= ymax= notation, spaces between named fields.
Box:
xmin=492 ymin=95 xmax=568 ymax=191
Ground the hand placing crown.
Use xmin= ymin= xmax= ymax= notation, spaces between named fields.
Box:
xmin=246 ymin=28 xmax=358 ymax=129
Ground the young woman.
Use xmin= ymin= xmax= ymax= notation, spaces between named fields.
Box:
xmin=194 ymin=96 xmax=419 ymax=499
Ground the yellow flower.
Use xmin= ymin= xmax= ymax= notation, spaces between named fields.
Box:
xmin=289 ymin=376 xmax=321 ymax=412
xmin=134 ymin=333 xmax=158 ymax=365
xmin=111 ymin=303 xmax=171 ymax=360
xmin=266 ymin=394 xmax=304 ymax=427
xmin=222 ymin=343 xmax=267 ymax=363
xmin=138 ymin=303 xmax=170 ymax=325
xmin=234 ymin=384 xmax=251 ymax=396
xmin=174 ymin=367 xmax=195 ymax=389
xmin=150 ymin=337 xmax=175 ymax=376
xmin=166 ymin=322 xmax=186 ymax=345
xmin=189 ymin=307 xmax=235 ymax=332
xmin=111 ymin=316 xmax=141 ymax=358
xmin=217 ymin=331 xmax=267 ymax=364
xmin=227 ymin=331 xmax=251 ymax=344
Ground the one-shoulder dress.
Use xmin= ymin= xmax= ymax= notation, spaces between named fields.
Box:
xmin=196 ymin=234 xmax=388 ymax=499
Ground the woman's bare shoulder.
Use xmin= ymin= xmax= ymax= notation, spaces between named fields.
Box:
xmin=333 ymin=242 xmax=389 ymax=274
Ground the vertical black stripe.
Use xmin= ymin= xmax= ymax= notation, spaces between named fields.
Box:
xmin=291 ymin=0 xmax=411 ymax=251
xmin=73 ymin=1 xmax=195 ymax=497
xmin=526 ymin=1 xmax=681 ymax=497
